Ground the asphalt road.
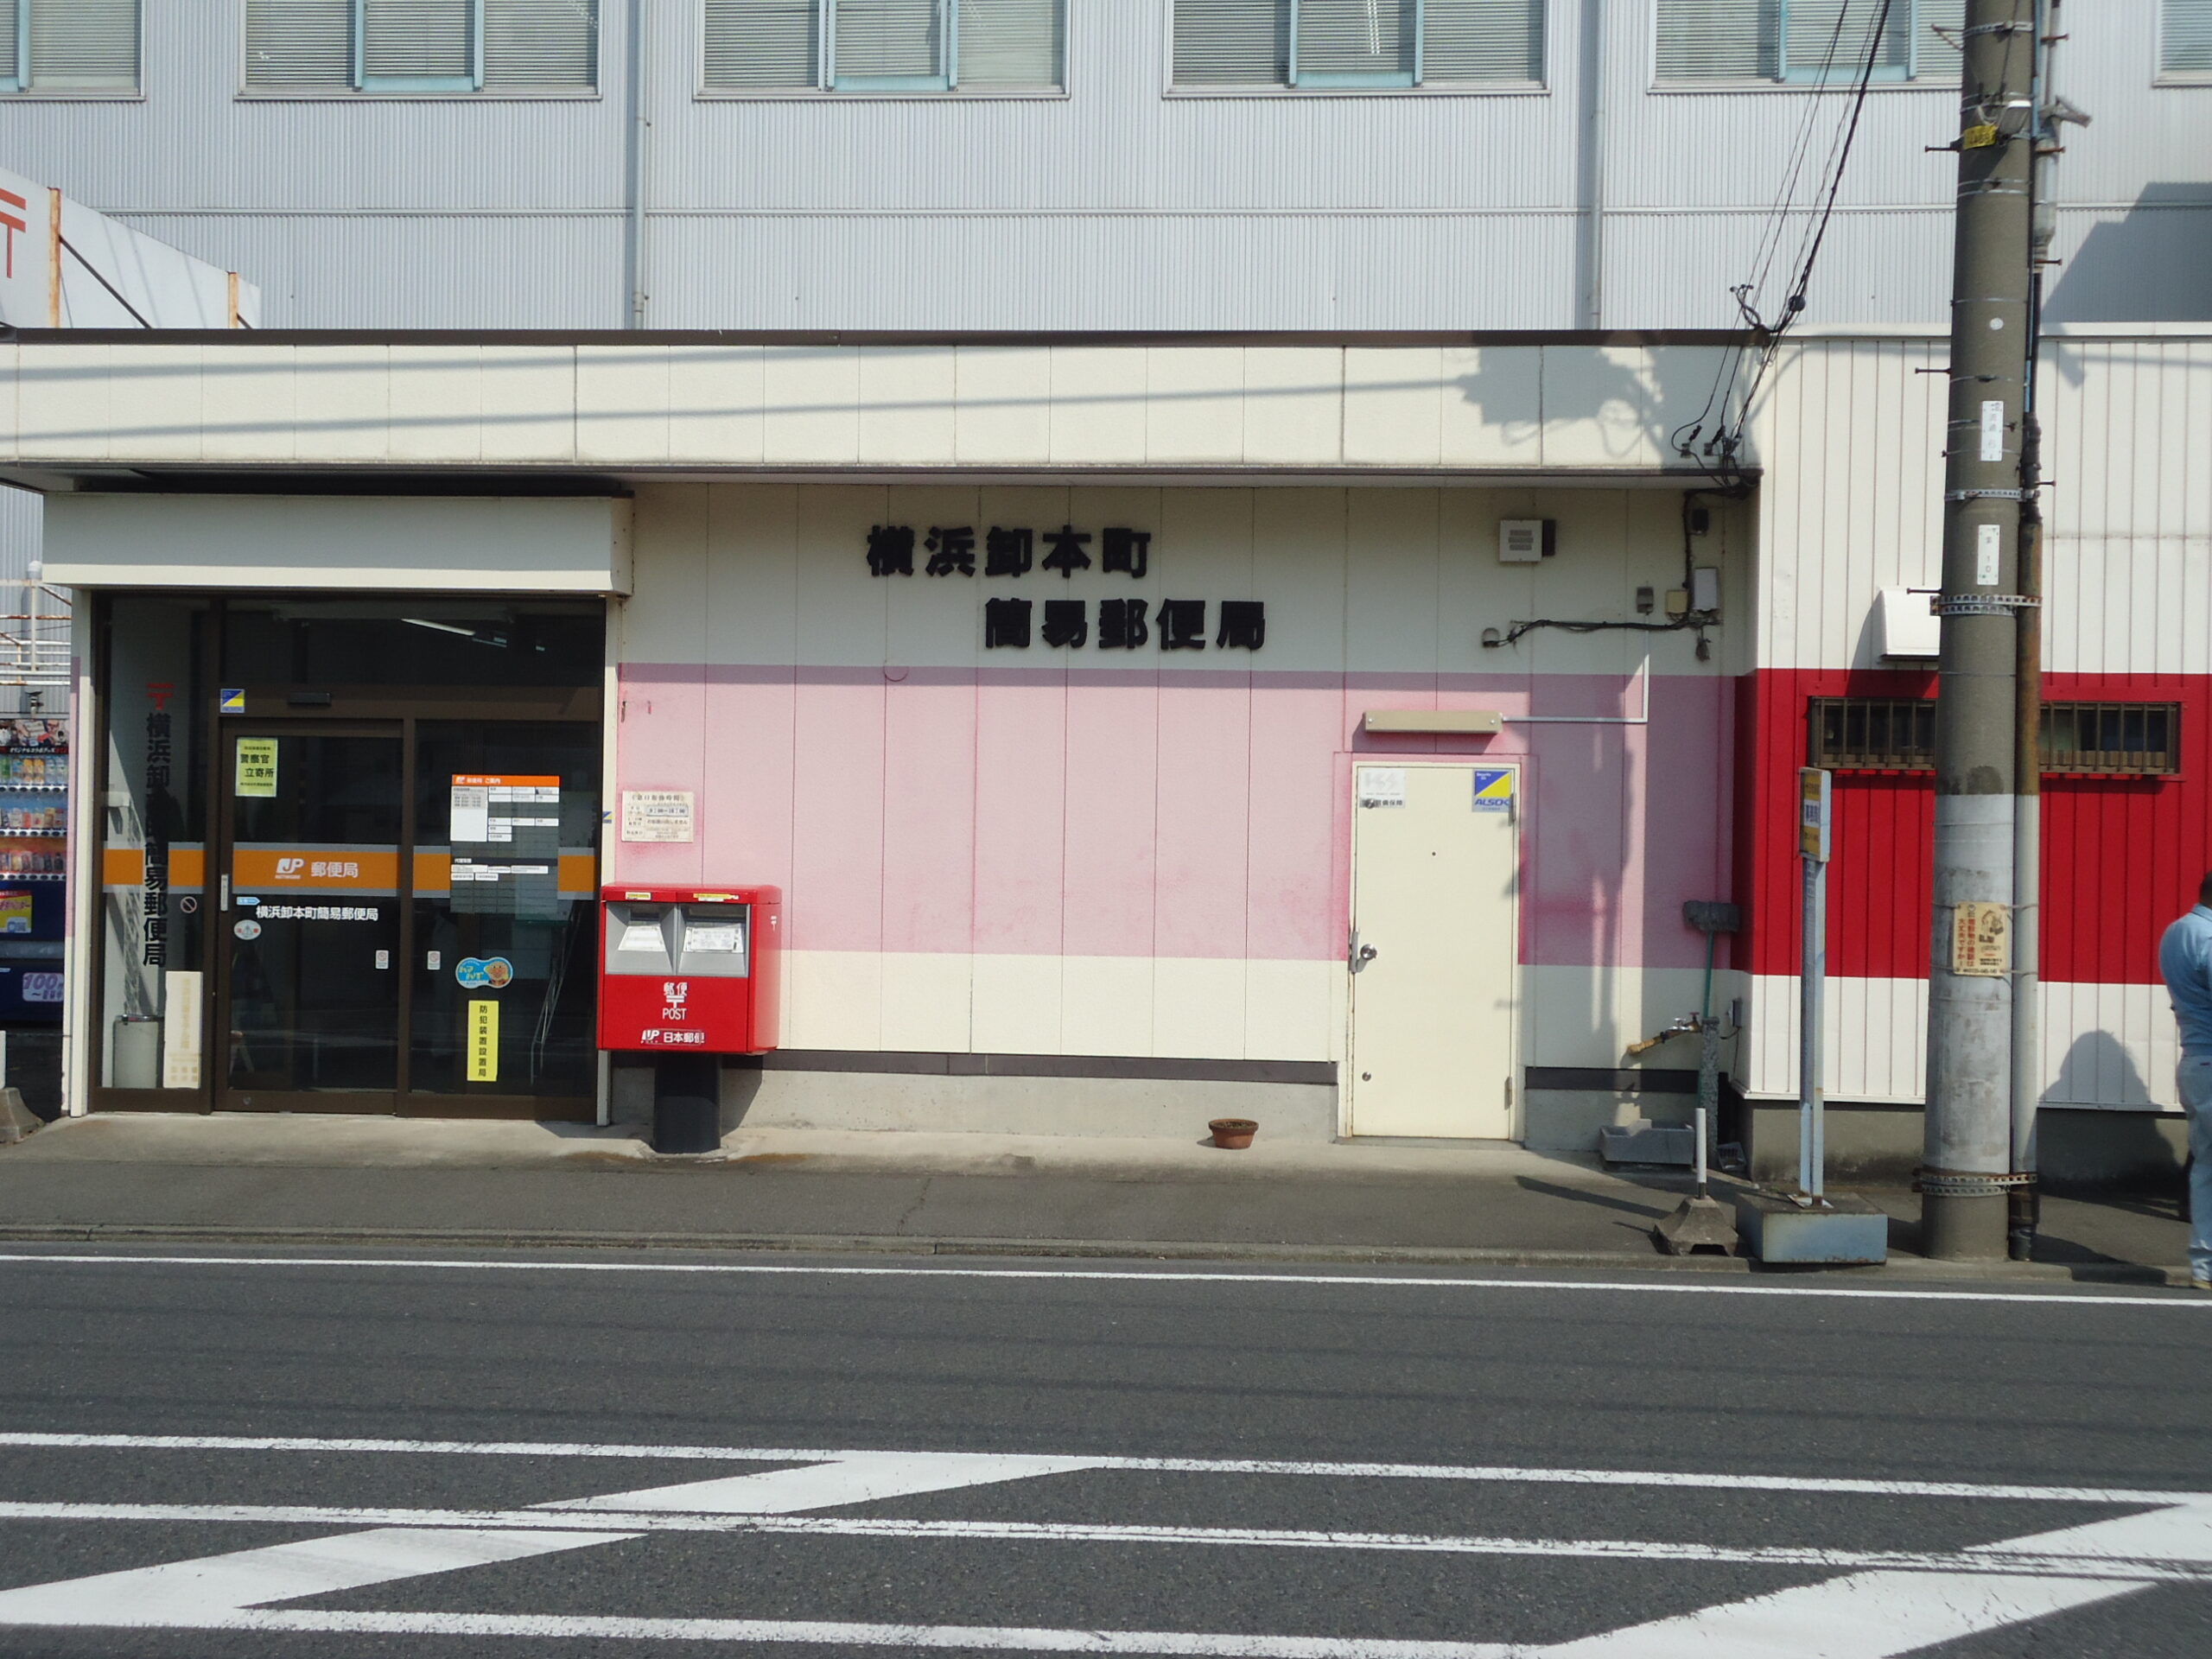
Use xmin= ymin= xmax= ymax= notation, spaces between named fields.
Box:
xmin=0 ymin=1248 xmax=2209 ymax=1656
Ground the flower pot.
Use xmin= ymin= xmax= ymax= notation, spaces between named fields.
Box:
xmin=1209 ymin=1116 xmax=1258 ymax=1150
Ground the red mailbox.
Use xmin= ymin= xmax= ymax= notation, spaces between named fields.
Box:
xmin=597 ymin=885 xmax=781 ymax=1054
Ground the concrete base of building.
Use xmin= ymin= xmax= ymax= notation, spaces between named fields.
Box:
xmin=1523 ymin=1089 xmax=1698 ymax=1154
xmin=1739 ymin=1100 xmax=2190 ymax=1193
xmin=608 ymin=1060 xmax=1340 ymax=1144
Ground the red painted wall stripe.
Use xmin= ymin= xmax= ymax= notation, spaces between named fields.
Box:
xmin=1743 ymin=670 xmax=2208 ymax=985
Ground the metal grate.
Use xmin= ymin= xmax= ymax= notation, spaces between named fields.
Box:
xmin=1808 ymin=697 xmax=2182 ymax=777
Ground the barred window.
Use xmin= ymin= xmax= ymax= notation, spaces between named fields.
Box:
xmin=704 ymin=0 xmax=1065 ymax=94
xmin=1655 ymin=0 xmax=1962 ymax=86
xmin=245 ymin=0 xmax=598 ymax=93
xmin=1171 ymin=0 xmax=1544 ymax=91
xmin=2167 ymin=0 xmax=2212 ymax=74
xmin=1808 ymin=698 xmax=2182 ymax=777
xmin=1 ymin=0 xmax=139 ymax=94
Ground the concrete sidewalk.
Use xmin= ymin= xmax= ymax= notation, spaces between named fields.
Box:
xmin=0 ymin=1112 xmax=2189 ymax=1281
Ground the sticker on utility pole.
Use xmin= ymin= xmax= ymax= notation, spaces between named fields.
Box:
xmin=1471 ymin=769 xmax=1515 ymax=812
xmin=1980 ymin=400 xmax=2005 ymax=462
xmin=1951 ymin=901 xmax=2010 ymax=977
xmin=1798 ymin=767 xmax=1831 ymax=862
xmin=1976 ymin=523 xmax=2002 ymax=587
xmin=467 ymin=998 xmax=499 ymax=1082
xmin=620 ymin=790 xmax=696 ymax=843
xmin=1357 ymin=768 xmax=1406 ymax=809
xmin=234 ymin=738 xmax=278 ymax=798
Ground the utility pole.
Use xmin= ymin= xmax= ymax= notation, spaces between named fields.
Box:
xmin=1923 ymin=0 xmax=2037 ymax=1261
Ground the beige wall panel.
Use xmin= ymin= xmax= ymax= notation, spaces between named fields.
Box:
xmin=1145 ymin=346 xmax=1244 ymax=465
xmin=707 ymin=483 xmax=800 ymax=667
xmin=1059 ymin=956 xmax=1156 ymax=1060
xmin=387 ymin=345 xmax=481 ymax=463
xmin=1522 ymin=965 xmax=1711 ymax=1073
xmin=1343 ymin=488 xmax=1440 ymax=675
xmin=1049 ymin=346 xmax=1147 ymax=465
xmin=794 ymin=486 xmax=890 ymax=668
xmin=877 ymin=951 xmax=975 ymax=1052
xmin=202 ymin=342 xmax=296 ymax=463
xmin=670 ymin=346 xmax=766 ymax=463
xmin=1541 ymin=346 xmax=1664 ymax=469
xmin=883 ymin=484 xmax=986 ymax=666
xmin=20 ymin=342 xmax=111 ymax=460
xmin=622 ymin=487 xmax=710 ymax=664
xmin=859 ymin=345 xmax=957 ymax=467
xmin=479 ymin=346 xmax=573 ymax=464
xmin=763 ymin=346 xmax=861 ymax=464
xmin=971 ymin=951 xmax=1063 ymax=1056
xmin=1440 ymin=346 xmax=1541 ymax=468
xmin=783 ymin=950 xmax=885 ymax=1052
xmin=1242 ymin=347 xmax=1342 ymax=467
xmin=576 ymin=346 xmax=671 ymax=465
xmin=1344 ymin=346 xmax=1442 ymax=467
xmin=1517 ymin=493 xmax=1645 ymax=679
xmin=292 ymin=345 xmax=391 ymax=462
xmin=1158 ymin=488 xmax=1254 ymax=672
xmin=123 ymin=343 xmax=201 ymax=462
xmin=1152 ymin=957 xmax=1249 ymax=1061
xmin=0 ymin=341 xmax=16 ymax=457
xmin=1250 ymin=487 xmax=1347 ymax=676
xmin=1244 ymin=958 xmax=1332 ymax=1065
xmin=954 ymin=346 xmax=1052 ymax=466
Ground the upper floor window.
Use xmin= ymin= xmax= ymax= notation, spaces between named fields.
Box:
xmin=244 ymin=0 xmax=599 ymax=95
xmin=1654 ymin=0 xmax=1962 ymax=86
xmin=2165 ymin=0 xmax=2212 ymax=76
xmin=702 ymin=0 xmax=1066 ymax=95
xmin=1 ymin=0 xmax=140 ymax=95
xmin=1171 ymin=0 xmax=1544 ymax=91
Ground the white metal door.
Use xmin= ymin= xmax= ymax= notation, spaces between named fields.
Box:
xmin=1346 ymin=761 xmax=1518 ymax=1139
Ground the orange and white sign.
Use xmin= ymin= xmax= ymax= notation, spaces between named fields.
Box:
xmin=232 ymin=846 xmax=400 ymax=893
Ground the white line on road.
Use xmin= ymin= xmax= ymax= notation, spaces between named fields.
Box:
xmin=37 ymin=1608 xmax=1539 ymax=1657
xmin=2 ymin=1432 xmax=2202 ymax=1507
xmin=0 ymin=1250 xmax=2198 ymax=1307
xmin=1 ymin=1500 xmax=2208 ymax=1583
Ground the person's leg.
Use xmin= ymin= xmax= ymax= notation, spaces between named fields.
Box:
xmin=2182 ymin=1058 xmax=2212 ymax=1283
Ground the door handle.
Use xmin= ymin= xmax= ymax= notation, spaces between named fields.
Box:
xmin=1350 ymin=938 xmax=1377 ymax=972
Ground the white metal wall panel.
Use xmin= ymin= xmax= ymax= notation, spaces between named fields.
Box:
xmin=1743 ymin=974 xmax=2188 ymax=1112
xmin=1755 ymin=332 xmax=2212 ymax=675
xmin=0 ymin=0 xmax=2202 ymax=328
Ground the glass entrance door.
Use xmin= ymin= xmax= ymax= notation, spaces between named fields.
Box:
xmin=218 ymin=727 xmax=405 ymax=1111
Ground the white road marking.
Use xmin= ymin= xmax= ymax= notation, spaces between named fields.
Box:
xmin=0 ymin=1250 xmax=2198 ymax=1307
xmin=2 ymin=1432 xmax=2202 ymax=1507
xmin=543 ymin=1451 xmax=1103 ymax=1514
xmin=21 ymin=1607 xmax=1536 ymax=1656
xmin=0 ymin=1450 xmax=1096 ymax=1633
xmin=0 ymin=1500 xmax=2208 ymax=1582
xmin=1541 ymin=1499 xmax=2212 ymax=1656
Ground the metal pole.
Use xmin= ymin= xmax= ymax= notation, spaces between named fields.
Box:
xmin=623 ymin=0 xmax=651 ymax=329
xmin=1924 ymin=0 xmax=2036 ymax=1261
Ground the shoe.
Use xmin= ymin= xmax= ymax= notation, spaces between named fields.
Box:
xmin=2193 ymin=1277 xmax=2212 ymax=1291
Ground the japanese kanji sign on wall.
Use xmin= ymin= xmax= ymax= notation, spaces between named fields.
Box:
xmin=866 ymin=522 xmax=1265 ymax=653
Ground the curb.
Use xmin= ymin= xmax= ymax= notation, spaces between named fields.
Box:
xmin=0 ymin=1222 xmax=2185 ymax=1285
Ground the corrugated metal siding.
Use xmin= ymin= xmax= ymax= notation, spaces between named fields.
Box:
xmin=0 ymin=0 xmax=2197 ymax=328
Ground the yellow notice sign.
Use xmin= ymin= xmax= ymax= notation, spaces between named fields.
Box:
xmin=467 ymin=999 xmax=499 ymax=1082
xmin=1951 ymin=901 xmax=2010 ymax=978
xmin=235 ymin=738 xmax=278 ymax=798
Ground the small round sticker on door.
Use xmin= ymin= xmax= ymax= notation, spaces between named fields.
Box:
xmin=232 ymin=918 xmax=263 ymax=941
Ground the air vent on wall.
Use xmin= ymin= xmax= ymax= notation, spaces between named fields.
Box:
xmin=1498 ymin=518 xmax=1555 ymax=563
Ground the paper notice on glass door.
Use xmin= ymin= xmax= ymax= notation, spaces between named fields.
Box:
xmin=162 ymin=970 xmax=202 ymax=1090
xmin=467 ymin=999 xmax=499 ymax=1082
xmin=235 ymin=738 xmax=277 ymax=798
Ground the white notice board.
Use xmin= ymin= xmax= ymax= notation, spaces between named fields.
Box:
xmin=621 ymin=790 xmax=696 ymax=843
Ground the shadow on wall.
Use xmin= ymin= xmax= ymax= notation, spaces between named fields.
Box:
xmin=2044 ymin=185 xmax=2212 ymax=324
xmin=2042 ymin=1028 xmax=2186 ymax=1195
xmin=1446 ymin=345 xmax=1746 ymax=470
